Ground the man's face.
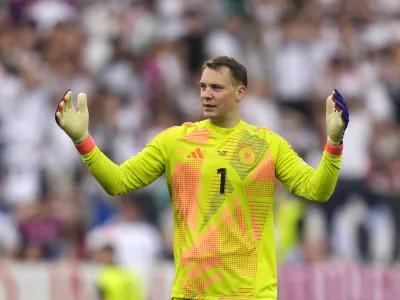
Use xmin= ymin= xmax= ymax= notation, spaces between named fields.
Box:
xmin=199 ymin=67 xmax=244 ymax=121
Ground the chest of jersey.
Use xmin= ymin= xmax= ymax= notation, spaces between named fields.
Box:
xmin=167 ymin=129 xmax=276 ymax=208
xmin=166 ymin=127 xmax=276 ymax=243
xmin=176 ymin=129 xmax=270 ymax=177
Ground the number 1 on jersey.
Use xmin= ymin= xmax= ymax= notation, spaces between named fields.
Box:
xmin=217 ymin=168 xmax=227 ymax=194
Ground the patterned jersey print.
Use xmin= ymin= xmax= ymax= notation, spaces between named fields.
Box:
xmin=81 ymin=119 xmax=342 ymax=300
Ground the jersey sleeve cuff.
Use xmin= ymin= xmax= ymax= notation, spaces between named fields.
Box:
xmin=75 ymin=134 xmax=96 ymax=155
xmin=325 ymin=141 xmax=343 ymax=156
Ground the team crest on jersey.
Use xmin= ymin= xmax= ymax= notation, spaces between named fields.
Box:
xmin=238 ymin=147 xmax=256 ymax=165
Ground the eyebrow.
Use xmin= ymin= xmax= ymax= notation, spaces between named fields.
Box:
xmin=199 ymin=82 xmax=225 ymax=88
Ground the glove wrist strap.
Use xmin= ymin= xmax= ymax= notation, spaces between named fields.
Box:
xmin=325 ymin=141 xmax=343 ymax=156
xmin=75 ymin=134 xmax=95 ymax=155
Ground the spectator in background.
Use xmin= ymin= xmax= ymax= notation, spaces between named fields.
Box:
xmin=96 ymin=244 xmax=144 ymax=300
xmin=240 ymin=77 xmax=282 ymax=133
xmin=86 ymin=194 xmax=163 ymax=280
xmin=273 ymin=13 xmax=319 ymax=121
xmin=383 ymin=42 xmax=400 ymax=123
xmin=181 ymin=6 xmax=208 ymax=79
xmin=18 ymin=199 xmax=63 ymax=260
xmin=0 ymin=210 xmax=20 ymax=259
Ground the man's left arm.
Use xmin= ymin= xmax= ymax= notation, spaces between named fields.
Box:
xmin=276 ymin=139 xmax=343 ymax=202
xmin=275 ymin=90 xmax=349 ymax=202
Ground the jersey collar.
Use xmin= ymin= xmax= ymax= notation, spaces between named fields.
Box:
xmin=205 ymin=119 xmax=245 ymax=136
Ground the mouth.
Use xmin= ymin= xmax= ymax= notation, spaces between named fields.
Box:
xmin=203 ymin=104 xmax=216 ymax=108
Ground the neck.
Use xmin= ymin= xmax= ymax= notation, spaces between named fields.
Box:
xmin=208 ymin=115 xmax=241 ymax=128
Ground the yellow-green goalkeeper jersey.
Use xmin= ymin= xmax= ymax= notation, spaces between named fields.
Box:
xmin=81 ymin=120 xmax=342 ymax=300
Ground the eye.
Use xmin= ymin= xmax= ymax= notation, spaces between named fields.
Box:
xmin=212 ymin=85 xmax=222 ymax=91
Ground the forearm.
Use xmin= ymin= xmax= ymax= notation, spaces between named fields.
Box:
xmin=77 ymin=135 xmax=165 ymax=196
xmin=77 ymin=136 xmax=145 ymax=195
xmin=292 ymin=143 xmax=342 ymax=202
xmin=81 ymin=146 xmax=137 ymax=196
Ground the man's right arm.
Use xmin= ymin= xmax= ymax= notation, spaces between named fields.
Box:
xmin=55 ymin=90 xmax=176 ymax=196
xmin=77 ymin=128 xmax=176 ymax=196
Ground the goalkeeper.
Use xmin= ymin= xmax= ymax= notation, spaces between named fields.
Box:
xmin=56 ymin=56 xmax=349 ymax=300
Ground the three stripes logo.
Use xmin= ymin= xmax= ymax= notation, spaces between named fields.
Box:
xmin=186 ymin=148 xmax=204 ymax=159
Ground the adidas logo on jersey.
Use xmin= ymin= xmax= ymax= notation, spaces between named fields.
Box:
xmin=186 ymin=148 xmax=204 ymax=159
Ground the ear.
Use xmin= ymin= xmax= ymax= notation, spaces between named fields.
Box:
xmin=236 ymin=85 xmax=246 ymax=102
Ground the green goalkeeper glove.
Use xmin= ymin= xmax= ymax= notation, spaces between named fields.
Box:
xmin=55 ymin=90 xmax=89 ymax=144
xmin=326 ymin=89 xmax=350 ymax=146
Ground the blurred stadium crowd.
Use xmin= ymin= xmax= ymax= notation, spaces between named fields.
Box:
xmin=1 ymin=0 xmax=400 ymax=274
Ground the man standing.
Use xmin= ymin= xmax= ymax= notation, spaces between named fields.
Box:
xmin=56 ymin=56 xmax=349 ymax=300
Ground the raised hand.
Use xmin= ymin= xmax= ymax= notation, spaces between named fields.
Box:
xmin=326 ymin=89 xmax=350 ymax=146
xmin=55 ymin=90 xmax=89 ymax=144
